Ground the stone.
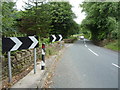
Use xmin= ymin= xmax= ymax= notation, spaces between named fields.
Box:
xmin=16 ymin=53 xmax=21 ymax=60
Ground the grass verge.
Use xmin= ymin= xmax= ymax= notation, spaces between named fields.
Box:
xmin=104 ymin=40 xmax=119 ymax=51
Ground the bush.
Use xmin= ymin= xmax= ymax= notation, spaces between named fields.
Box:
xmin=104 ymin=40 xmax=119 ymax=51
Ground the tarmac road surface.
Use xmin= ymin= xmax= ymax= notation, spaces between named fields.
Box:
xmin=50 ymin=39 xmax=118 ymax=88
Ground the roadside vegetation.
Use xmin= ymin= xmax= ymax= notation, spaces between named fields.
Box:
xmin=1 ymin=1 xmax=79 ymax=82
xmin=79 ymin=2 xmax=119 ymax=51
xmin=1 ymin=1 xmax=80 ymax=57
xmin=1 ymin=1 xmax=119 ymax=88
xmin=104 ymin=40 xmax=119 ymax=51
xmin=2 ymin=1 xmax=79 ymax=40
xmin=2 ymin=1 xmax=119 ymax=52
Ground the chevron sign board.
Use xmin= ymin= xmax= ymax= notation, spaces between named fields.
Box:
xmin=2 ymin=36 xmax=39 ymax=53
xmin=50 ymin=34 xmax=63 ymax=42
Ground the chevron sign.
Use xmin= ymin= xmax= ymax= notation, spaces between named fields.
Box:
xmin=50 ymin=34 xmax=63 ymax=42
xmin=2 ymin=36 xmax=39 ymax=53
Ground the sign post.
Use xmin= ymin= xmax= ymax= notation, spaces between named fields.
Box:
xmin=33 ymin=48 xmax=37 ymax=74
xmin=8 ymin=51 xmax=12 ymax=83
xmin=2 ymin=36 xmax=39 ymax=83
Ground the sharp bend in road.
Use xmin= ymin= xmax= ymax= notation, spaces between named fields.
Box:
xmin=50 ymin=39 xmax=118 ymax=88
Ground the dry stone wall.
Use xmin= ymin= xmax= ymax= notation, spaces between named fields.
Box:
xmin=2 ymin=41 xmax=64 ymax=80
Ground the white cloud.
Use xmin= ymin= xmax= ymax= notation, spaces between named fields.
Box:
xmin=69 ymin=0 xmax=86 ymax=24
xmin=15 ymin=0 xmax=28 ymax=10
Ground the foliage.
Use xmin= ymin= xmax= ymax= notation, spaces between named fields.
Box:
xmin=17 ymin=1 xmax=79 ymax=39
xmin=2 ymin=1 xmax=80 ymax=40
xmin=67 ymin=36 xmax=78 ymax=40
xmin=80 ymin=2 xmax=119 ymax=42
xmin=104 ymin=40 xmax=119 ymax=51
xmin=2 ymin=2 xmax=26 ymax=37
xmin=2 ymin=2 xmax=16 ymax=36
xmin=79 ymin=25 xmax=91 ymax=39
xmin=46 ymin=47 xmax=56 ymax=56
xmin=17 ymin=2 xmax=52 ymax=38
xmin=49 ymin=2 xmax=79 ymax=38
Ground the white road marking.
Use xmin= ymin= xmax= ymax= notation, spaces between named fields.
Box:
xmin=88 ymin=48 xmax=99 ymax=56
xmin=84 ymin=40 xmax=99 ymax=56
xmin=85 ymin=44 xmax=87 ymax=47
xmin=112 ymin=63 xmax=120 ymax=69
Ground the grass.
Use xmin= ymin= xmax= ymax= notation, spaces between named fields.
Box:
xmin=46 ymin=47 xmax=57 ymax=56
xmin=67 ymin=36 xmax=77 ymax=39
xmin=104 ymin=40 xmax=119 ymax=51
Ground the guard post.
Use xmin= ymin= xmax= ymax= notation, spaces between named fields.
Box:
xmin=41 ymin=43 xmax=45 ymax=70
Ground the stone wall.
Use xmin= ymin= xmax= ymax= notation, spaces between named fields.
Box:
xmin=2 ymin=41 xmax=64 ymax=80
xmin=63 ymin=38 xmax=77 ymax=43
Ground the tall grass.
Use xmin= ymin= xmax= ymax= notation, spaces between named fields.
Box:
xmin=104 ymin=40 xmax=119 ymax=51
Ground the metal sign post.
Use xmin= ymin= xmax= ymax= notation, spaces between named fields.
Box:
xmin=2 ymin=36 xmax=39 ymax=83
xmin=34 ymin=48 xmax=37 ymax=74
xmin=8 ymin=51 xmax=12 ymax=83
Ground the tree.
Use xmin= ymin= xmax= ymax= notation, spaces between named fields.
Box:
xmin=2 ymin=2 xmax=16 ymax=37
xmin=49 ymin=2 xmax=79 ymax=38
xmin=80 ymin=2 xmax=119 ymax=42
xmin=17 ymin=1 xmax=79 ymax=38
xmin=17 ymin=2 xmax=52 ymax=38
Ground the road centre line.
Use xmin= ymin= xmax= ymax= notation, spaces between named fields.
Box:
xmin=85 ymin=44 xmax=87 ymax=47
xmin=112 ymin=63 xmax=120 ymax=69
xmin=84 ymin=40 xmax=99 ymax=56
xmin=88 ymin=48 xmax=99 ymax=56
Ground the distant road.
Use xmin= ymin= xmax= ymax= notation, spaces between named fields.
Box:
xmin=50 ymin=39 xmax=118 ymax=88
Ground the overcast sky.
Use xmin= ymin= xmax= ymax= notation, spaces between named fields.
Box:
xmin=14 ymin=0 xmax=86 ymax=24
xmin=69 ymin=0 xmax=86 ymax=24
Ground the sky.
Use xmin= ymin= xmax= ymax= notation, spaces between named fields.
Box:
xmin=69 ymin=0 xmax=86 ymax=24
xmin=14 ymin=0 xmax=86 ymax=24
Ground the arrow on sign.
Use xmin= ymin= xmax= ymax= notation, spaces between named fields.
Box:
xmin=52 ymin=35 xmax=56 ymax=42
xmin=10 ymin=37 xmax=22 ymax=51
xmin=2 ymin=36 xmax=39 ymax=53
xmin=29 ymin=36 xmax=38 ymax=49
xmin=58 ymin=34 xmax=63 ymax=41
xmin=50 ymin=34 xmax=63 ymax=42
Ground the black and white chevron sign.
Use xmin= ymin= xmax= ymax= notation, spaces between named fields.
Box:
xmin=50 ymin=34 xmax=63 ymax=42
xmin=2 ymin=36 xmax=39 ymax=53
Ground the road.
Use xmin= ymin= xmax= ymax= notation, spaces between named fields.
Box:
xmin=50 ymin=39 xmax=118 ymax=88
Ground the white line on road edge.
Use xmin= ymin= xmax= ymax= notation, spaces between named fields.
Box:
xmin=88 ymin=48 xmax=99 ymax=56
xmin=112 ymin=63 xmax=120 ymax=69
